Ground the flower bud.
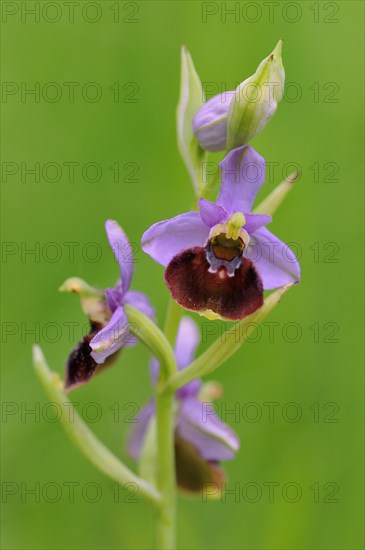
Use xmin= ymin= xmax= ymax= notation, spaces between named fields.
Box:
xmin=192 ymin=91 xmax=235 ymax=151
xmin=227 ymin=39 xmax=285 ymax=149
xmin=192 ymin=40 xmax=285 ymax=152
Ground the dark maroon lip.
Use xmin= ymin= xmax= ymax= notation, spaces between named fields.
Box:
xmin=65 ymin=329 xmax=99 ymax=391
xmin=165 ymin=246 xmax=264 ymax=321
xmin=65 ymin=322 xmax=120 ymax=392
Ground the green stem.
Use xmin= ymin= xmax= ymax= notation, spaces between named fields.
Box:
xmin=154 ymin=388 xmax=176 ymax=549
xmin=125 ymin=304 xmax=176 ymax=379
xmin=152 ymin=299 xmax=181 ymax=548
xmin=163 ymin=285 xmax=293 ymax=393
xmin=125 ymin=301 xmax=178 ymax=548
xmin=33 ymin=345 xmax=160 ymax=504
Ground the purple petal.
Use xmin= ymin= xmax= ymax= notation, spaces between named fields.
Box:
xmin=217 ymin=146 xmax=266 ymax=214
xmin=244 ymin=213 xmax=272 ymax=235
xmin=174 ymin=317 xmax=202 ymax=399
xmin=127 ymin=400 xmax=155 ymax=459
xmin=177 ymin=397 xmax=240 ymax=461
xmin=123 ymin=290 xmax=155 ymax=320
xmin=105 ymin=220 xmax=134 ymax=296
xmin=246 ymin=226 xmax=301 ymax=289
xmin=193 ymin=91 xmax=235 ymax=152
xmin=198 ymin=198 xmax=227 ymax=228
xmin=89 ymin=306 xmax=130 ymax=364
xmin=105 ymin=287 xmax=122 ymax=313
xmin=149 ymin=317 xmax=201 ymax=397
xmin=176 ymin=380 xmax=202 ymax=400
xmin=142 ymin=211 xmax=210 ymax=267
xmin=174 ymin=316 xmax=200 ymax=369
xmin=149 ymin=356 xmax=160 ymax=385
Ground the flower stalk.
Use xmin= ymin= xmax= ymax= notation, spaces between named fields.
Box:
xmin=152 ymin=301 xmax=179 ymax=548
xmin=126 ymin=304 xmax=178 ymax=548
xmin=154 ymin=388 xmax=176 ymax=549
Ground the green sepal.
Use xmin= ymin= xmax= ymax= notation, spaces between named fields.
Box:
xmin=177 ymin=45 xmax=207 ymax=195
xmin=227 ymin=40 xmax=285 ymax=150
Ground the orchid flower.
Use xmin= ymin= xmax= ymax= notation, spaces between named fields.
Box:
xmin=128 ymin=316 xmax=239 ymax=494
xmin=142 ymin=145 xmax=300 ymax=321
xmin=61 ymin=220 xmax=154 ymax=391
xmin=34 ymin=41 xmax=303 ymax=550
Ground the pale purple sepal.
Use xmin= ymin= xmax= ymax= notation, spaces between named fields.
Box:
xmin=127 ymin=316 xmax=240 ymax=464
xmin=174 ymin=316 xmax=201 ymax=369
xmin=193 ymin=91 xmax=235 ymax=152
xmin=124 ymin=290 xmax=155 ymax=320
xmin=90 ymin=305 xmax=130 ymax=364
xmin=105 ymin=219 xmax=134 ymax=296
xmin=246 ymin=226 xmax=301 ymax=289
xmin=174 ymin=317 xmax=202 ymax=398
xmin=218 ymin=146 xmax=266 ymax=214
xmin=105 ymin=287 xmax=122 ymax=313
xmin=149 ymin=356 xmax=159 ymax=385
xmin=127 ymin=400 xmax=155 ymax=459
xmin=141 ymin=211 xmax=210 ymax=267
xmin=177 ymin=397 xmax=240 ymax=461
xmin=198 ymin=198 xmax=227 ymax=228
xmin=149 ymin=317 xmax=201 ymax=396
xmin=244 ymin=213 xmax=272 ymax=235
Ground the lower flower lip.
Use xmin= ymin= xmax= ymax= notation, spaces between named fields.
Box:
xmin=165 ymin=246 xmax=264 ymax=321
xmin=65 ymin=321 xmax=122 ymax=391
xmin=65 ymin=322 xmax=103 ymax=391
xmin=175 ymin=435 xmax=226 ymax=495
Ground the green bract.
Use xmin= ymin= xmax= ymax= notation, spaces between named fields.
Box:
xmin=177 ymin=45 xmax=207 ymax=195
xmin=227 ymin=39 xmax=285 ymax=149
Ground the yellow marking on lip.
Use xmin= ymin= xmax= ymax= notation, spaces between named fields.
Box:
xmin=198 ymin=309 xmax=223 ymax=321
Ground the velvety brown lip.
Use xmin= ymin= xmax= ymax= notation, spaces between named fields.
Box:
xmin=65 ymin=322 xmax=120 ymax=391
xmin=165 ymin=246 xmax=264 ymax=321
xmin=175 ymin=435 xmax=225 ymax=495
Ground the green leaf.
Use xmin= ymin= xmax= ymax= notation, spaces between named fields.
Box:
xmin=177 ymin=45 xmax=207 ymax=195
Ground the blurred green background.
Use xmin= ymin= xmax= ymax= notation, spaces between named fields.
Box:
xmin=2 ymin=1 xmax=364 ymax=549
